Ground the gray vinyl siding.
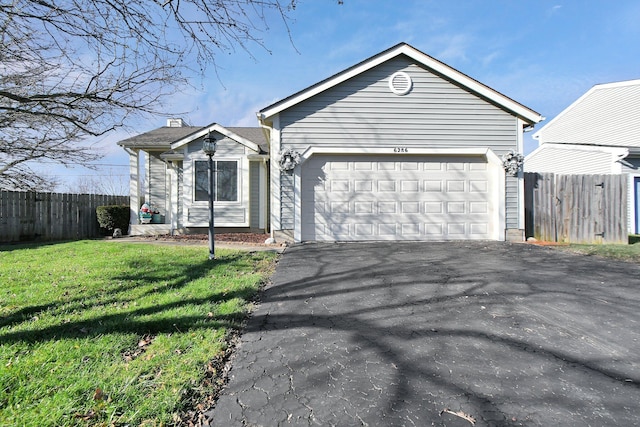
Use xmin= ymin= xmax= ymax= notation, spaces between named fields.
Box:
xmin=148 ymin=153 xmax=168 ymax=217
xmin=505 ymin=176 xmax=519 ymax=229
xmin=280 ymin=171 xmax=294 ymax=229
xmin=250 ymin=162 xmax=260 ymax=228
xmin=279 ymin=55 xmax=520 ymax=228
xmin=183 ymin=135 xmax=251 ymax=227
xmin=279 ymin=56 xmax=517 ymax=153
xmin=187 ymin=135 xmax=247 ymax=156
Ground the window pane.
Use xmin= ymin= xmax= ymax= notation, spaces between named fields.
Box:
xmin=216 ymin=161 xmax=237 ymax=201
xmin=194 ymin=161 xmax=209 ymax=201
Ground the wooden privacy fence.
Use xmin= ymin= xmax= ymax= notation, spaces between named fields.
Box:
xmin=0 ymin=191 xmax=129 ymax=243
xmin=524 ymin=173 xmax=627 ymax=244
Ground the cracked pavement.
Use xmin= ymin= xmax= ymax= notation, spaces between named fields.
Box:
xmin=204 ymin=242 xmax=640 ymax=426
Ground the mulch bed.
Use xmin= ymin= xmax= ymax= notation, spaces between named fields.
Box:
xmin=136 ymin=233 xmax=274 ymax=245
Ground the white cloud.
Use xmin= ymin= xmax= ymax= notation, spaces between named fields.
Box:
xmin=427 ymin=33 xmax=471 ymax=63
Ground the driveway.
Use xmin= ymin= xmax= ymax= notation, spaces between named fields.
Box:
xmin=205 ymin=242 xmax=640 ymax=426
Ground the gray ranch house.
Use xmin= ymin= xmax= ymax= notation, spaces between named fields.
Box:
xmin=117 ymin=121 xmax=269 ymax=236
xmin=259 ymin=42 xmax=542 ymax=242
xmin=524 ymin=79 xmax=640 ymax=234
xmin=119 ymin=43 xmax=542 ymax=242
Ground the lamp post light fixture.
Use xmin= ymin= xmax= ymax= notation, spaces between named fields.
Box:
xmin=202 ymin=131 xmax=217 ymax=260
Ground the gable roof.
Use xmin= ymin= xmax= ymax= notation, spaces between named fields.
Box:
xmin=170 ymin=123 xmax=265 ymax=153
xmin=533 ymin=79 xmax=640 ymax=147
xmin=258 ymin=42 xmax=542 ymax=125
xmin=117 ymin=126 xmax=202 ymax=149
xmin=226 ymin=127 xmax=269 ymax=153
xmin=117 ymin=124 xmax=267 ymax=153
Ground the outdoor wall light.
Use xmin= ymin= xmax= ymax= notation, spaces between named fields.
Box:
xmin=202 ymin=131 xmax=217 ymax=260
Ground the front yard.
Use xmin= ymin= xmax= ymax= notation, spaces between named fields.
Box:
xmin=0 ymin=241 xmax=278 ymax=426
xmin=554 ymin=240 xmax=640 ymax=262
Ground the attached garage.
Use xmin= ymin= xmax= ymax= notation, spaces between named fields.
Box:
xmin=258 ymin=43 xmax=542 ymax=243
xmin=301 ymin=154 xmax=503 ymax=241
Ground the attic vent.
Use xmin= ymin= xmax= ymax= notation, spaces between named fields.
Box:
xmin=388 ymin=71 xmax=412 ymax=95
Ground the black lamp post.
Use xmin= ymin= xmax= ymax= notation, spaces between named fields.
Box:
xmin=202 ymin=131 xmax=217 ymax=260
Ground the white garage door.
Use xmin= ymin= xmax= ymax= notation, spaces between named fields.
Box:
xmin=301 ymin=155 xmax=498 ymax=241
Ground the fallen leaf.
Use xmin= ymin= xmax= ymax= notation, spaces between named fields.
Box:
xmin=74 ymin=410 xmax=96 ymax=420
xmin=440 ymin=408 xmax=476 ymax=425
xmin=93 ymin=388 xmax=105 ymax=401
xmin=138 ymin=334 xmax=153 ymax=347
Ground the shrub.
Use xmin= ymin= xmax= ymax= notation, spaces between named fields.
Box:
xmin=96 ymin=205 xmax=130 ymax=235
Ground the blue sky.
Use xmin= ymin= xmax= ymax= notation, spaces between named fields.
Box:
xmin=49 ymin=0 xmax=640 ymax=191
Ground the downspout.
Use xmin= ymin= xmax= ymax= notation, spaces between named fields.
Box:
xmin=264 ymin=157 xmax=271 ymax=234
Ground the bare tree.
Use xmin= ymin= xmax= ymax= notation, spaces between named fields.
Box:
xmin=66 ymin=169 xmax=129 ymax=195
xmin=0 ymin=0 xmax=306 ymax=190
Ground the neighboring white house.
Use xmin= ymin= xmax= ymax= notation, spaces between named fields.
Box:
xmin=524 ymin=79 xmax=640 ymax=233
xmin=117 ymin=120 xmax=269 ymax=236
xmin=259 ymin=42 xmax=542 ymax=242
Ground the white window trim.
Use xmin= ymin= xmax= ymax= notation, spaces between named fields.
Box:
xmin=192 ymin=157 xmax=243 ymax=205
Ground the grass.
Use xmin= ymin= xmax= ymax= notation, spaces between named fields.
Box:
xmin=0 ymin=240 xmax=278 ymax=426
xmin=552 ymin=236 xmax=640 ymax=262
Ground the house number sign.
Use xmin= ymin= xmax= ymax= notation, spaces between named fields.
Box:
xmin=393 ymin=147 xmax=409 ymax=153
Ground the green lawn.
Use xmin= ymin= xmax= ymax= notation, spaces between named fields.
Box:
xmin=0 ymin=240 xmax=277 ymax=426
xmin=558 ymin=242 xmax=640 ymax=262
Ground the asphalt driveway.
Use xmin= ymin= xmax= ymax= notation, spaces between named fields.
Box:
xmin=205 ymin=242 xmax=640 ymax=426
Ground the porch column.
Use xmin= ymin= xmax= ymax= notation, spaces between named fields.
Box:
xmin=169 ymin=161 xmax=179 ymax=234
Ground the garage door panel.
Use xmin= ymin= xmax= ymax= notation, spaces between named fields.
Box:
xmin=470 ymin=223 xmax=489 ymax=235
xmin=379 ymin=223 xmax=398 ymax=236
xmin=354 ymin=223 xmax=374 ymax=236
xmin=301 ymin=155 xmax=497 ymax=241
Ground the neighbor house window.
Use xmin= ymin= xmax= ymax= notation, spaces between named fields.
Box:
xmin=194 ymin=160 xmax=238 ymax=201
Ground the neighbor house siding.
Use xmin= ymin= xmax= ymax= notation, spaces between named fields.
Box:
xmin=525 ymin=146 xmax=617 ymax=174
xmin=278 ymin=56 xmax=520 ymax=227
xmin=534 ymin=82 xmax=640 ymax=148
